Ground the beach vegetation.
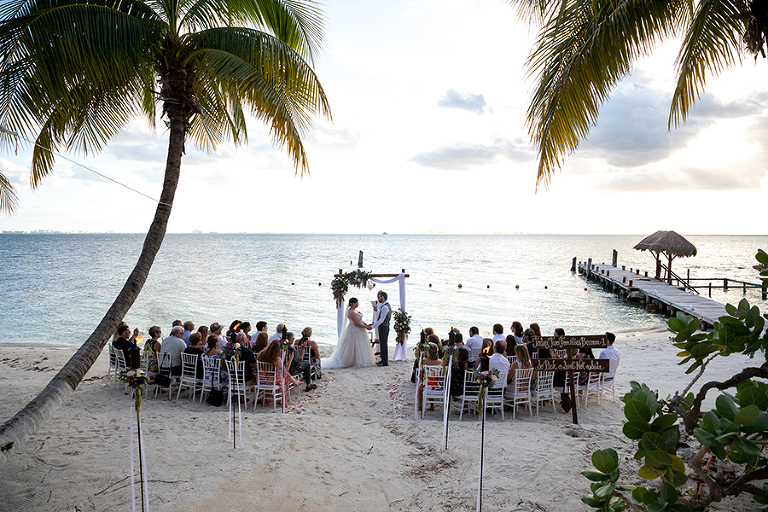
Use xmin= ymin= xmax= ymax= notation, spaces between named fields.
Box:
xmin=508 ymin=0 xmax=768 ymax=189
xmin=0 ymin=0 xmax=330 ymax=461
xmin=581 ymin=251 xmax=768 ymax=511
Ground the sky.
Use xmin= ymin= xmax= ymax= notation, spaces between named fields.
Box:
xmin=1 ymin=0 xmax=767 ymax=235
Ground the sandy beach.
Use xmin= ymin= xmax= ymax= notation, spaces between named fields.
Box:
xmin=0 ymin=331 xmax=762 ymax=511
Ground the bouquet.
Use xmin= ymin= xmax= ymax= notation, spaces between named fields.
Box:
xmin=220 ymin=341 xmax=242 ymax=362
xmin=473 ymin=368 xmax=500 ymax=414
xmin=119 ymin=369 xmax=150 ymax=412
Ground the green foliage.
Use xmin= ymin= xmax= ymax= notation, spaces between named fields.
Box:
xmin=582 ymin=250 xmax=768 ymax=511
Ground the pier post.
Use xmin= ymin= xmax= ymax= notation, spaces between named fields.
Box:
xmin=724 ymin=278 xmax=728 ymax=291
xmin=587 ymin=258 xmax=592 ymax=279
xmin=612 ymin=250 xmax=618 ymax=267
xmin=763 ymin=287 xmax=766 ymax=300
xmin=622 ymin=265 xmax=625 ymax=271
xmin=571 ymin=257 xmax=576 ymax=272
xmin=743 ymin=282 xmax=747 ymax=294
xmin=708 ymin=282 xmax=712 ymax=297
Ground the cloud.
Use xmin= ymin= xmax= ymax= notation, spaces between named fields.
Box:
xmin=600 ymin=165 xmax=767 ymax=192
xmin=437 ymin=89 xmax=486 ymax=114
xmin=578 ymin=75 xmax=768 ymax=170
xmin=411 ymin=139 xmax=534 ymax=170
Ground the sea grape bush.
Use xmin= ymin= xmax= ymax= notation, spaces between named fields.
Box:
xmin=582 ymin=250 xmax=768 ymax=512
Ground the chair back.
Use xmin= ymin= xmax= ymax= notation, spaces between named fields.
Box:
xmin=605 ymin=358 xmax=619 ymax=380
xmin=506 ymin=355 xmax=517 ymax=364
xmin=108 ymin=344 xmax=116 ymax=367
xmin=157 ymin=352 xmax=172 ymax=374
xmin=462 ymin=369 xmax=480 ymax=397
xmin=489 ymin=371 xmax=508 ymax=395
xmin=536 ymin=371 xmax=554 ymax=392
xmin=470 ymin=347 xmax=482 ymax=362
xmin=180 ymin=352 xmax=198 ymax=379
xmin=201 ymin=355 xmax=221 ymax=387
xmin=423 ymin=365 xmax=446 ymax=393
xmin=256 ymin=361 xmax=278 ymax=387
xmin=113 ymin=347 xmax=127 ymax=372
xmin=225 ymin=359 xmax=246 ymax=388
xmin=514 ymin=368 xmax=534 ymax=394
xmin=555 ymin=349 xmax=567 ymax=358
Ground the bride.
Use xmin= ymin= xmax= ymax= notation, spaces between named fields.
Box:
xmin=323 ymin=297 xmax=376 ymax=369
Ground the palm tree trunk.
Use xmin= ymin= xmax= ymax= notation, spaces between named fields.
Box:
xmin=0 ymin=103 xmax=187 ymax=463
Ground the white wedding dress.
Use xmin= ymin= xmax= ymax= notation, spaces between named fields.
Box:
xmin=323 ymin=310 xmax=375 ymax=369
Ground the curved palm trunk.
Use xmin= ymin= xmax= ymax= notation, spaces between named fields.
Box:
xmin=0 ymin=103 xmax=187 ymax=463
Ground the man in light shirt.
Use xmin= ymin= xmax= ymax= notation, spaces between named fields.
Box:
xmin=491 ymin=323 xmax=505 ymax=343
xmin=268 ymin=323 xmax=285 ymax=343
xmin=465 ymin=326 xmax=484 ymax=361
xmin=160 ymin=325 xmax=186 ymax=375
xmin=488 ymin=339 xmax=512 ymax=386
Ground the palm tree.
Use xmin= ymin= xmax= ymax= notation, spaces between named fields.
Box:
xmin=0 ymin=0 xmax=330 ymax=461
xmin=509 ymin=0 xmax=767 ymax=189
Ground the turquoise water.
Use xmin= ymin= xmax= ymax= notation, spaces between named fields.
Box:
xmin=0 ymin=234 xmax=765 ymax=347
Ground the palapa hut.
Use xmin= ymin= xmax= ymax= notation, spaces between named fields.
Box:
xmin=634 ymin=230 xmax=697 ymax=284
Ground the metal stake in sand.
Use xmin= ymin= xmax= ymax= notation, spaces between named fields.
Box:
xmin=474 ymin=369 xmax=498 ymax=512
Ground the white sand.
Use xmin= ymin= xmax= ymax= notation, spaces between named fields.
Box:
xmin=0 ymin=332 xmax=762 ymax=511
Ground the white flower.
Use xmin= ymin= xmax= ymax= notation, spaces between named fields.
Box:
xmin=234 ymin=343 xmax=240 ymax=349
xmin=126 ymin=370 xmax=135 ymax=377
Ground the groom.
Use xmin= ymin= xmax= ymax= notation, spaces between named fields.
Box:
xmin=371 ymin=290 xmax=391 ymax=367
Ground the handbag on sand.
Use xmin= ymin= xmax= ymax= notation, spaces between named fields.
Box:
xmin=206 ymin=387 xmax=224 ymax=407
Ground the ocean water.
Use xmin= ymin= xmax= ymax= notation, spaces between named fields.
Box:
xmin=0 ymin=234 xmax=766 ymax=348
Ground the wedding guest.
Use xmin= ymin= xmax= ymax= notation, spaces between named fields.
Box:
xmin=297 ymin=327 xmax=321 ymax=379
xmin=160 ymin=325 xmax=186 ymax=375
xmin=143 ymin=326 xmax=162 ymax=373
xmin=529 ymin=323 xmax=542 ymax=338
xmin=449 ymin=346 xmax=475 ymax=398
xmin=172 ymin=320 xmax=182 ymax=328
xmin=488 ymin=339 xmax=511 ymax=385
xmin=226 ymin=320 xmax=241 ymax=340
xmin=209 ymin=322 xmax=225 ymax=345
xmin=537 ymin=345 xmax=565 ymax=389
xmin=417 ymin=342 xmax=443 ymax=412
xmin=233 ymin=331 xmax=257 ymax=385
xmin=204 ymin=334 xmax=221 ymax=356
xmin=255 ymin=321 xmax=267 ymax=335
xmin=197 ymin=325 xmax=209 ymax=345
xmin=453 ymin=332 xmax=464 ymax=347
xmin=240 ymin=322 xmax=252 ymax=342
xmin=286 ymin=332 xmax=316 ymax=392
xmin=508 ymin=344 xmax=533 ymax=388
xmin=184 ymin=332 xmax=204 ymax=355
xmin=183 ymin=321 xmax=195 ymax=346
xmin=505 ymin=335 xmax=517 ymax=356
xmin=523 ymin=328 xmax=539 ymax=357
xmin=511 ymin=321 xmax=524 ymax=344
xmin=112 ymin=321 xmax=128 ymax=342
xmin=252 ymin=331 xmax=269 ymax=354
xmin=492 ymin=324 xmax=505 ymax=343
xmin=113 ymin=324 xmax=138 ymax=363
xmin=268 ymin=323 xmax=286 ymax=343
xmin=257 ymin=339 xmax=301 ymax=389
xmin=466 ymin=326 xmax=483 ymax=357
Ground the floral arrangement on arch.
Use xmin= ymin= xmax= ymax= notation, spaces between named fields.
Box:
xmin=393 ymin=308 xmax=411 ymax=344
xmin=331 ymin=270 xmax=372 ymax=308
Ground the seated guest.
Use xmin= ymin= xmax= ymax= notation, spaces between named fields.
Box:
xmin=184 ymin=332 xmax=204 ymax=355
xmin=204 ymin=334 xmax=221 ymax=357
xmin=575 ymin=346 xmax=595 ymax=385
xmin=268 ymin=323 xmax=286 ymax=343
xmin=286 ymin=332 xmax=316 ymax=392
xmin=417 ymin=342 xmax=443 ymax=411
xmin=537 ymin=346 xmax=565 ymax=389
xmin=231 ymin=331 xmax=257 ymax=386
xmin=255 ymin=321 xmax=268 ymax=335
xmin=160 ymin=325 xmax=186 ymax=375
xmin=529 ymin=323 xmax=543 ymax=338
xmin=505 ymin=335 xmax=517 ymax=356
xmin=508 ymin=344 xmax=534 ymax=389
xmin=196 ymin=325 xmax=209 ymax=344
xmin=466 ymin=326 xmax=483 ymax=359
xmin=209 ymin=322 xmax=225 ymax=345
xmin=492 ymin=324 xmax=505 ymax=343
xmin=488 ymin=339 xmax=511 ymax=385
xmin=252 ymin=331 xmax=269 ymax=354
xmin=523 ymin=328 xmax=539 ymax=357
xmin=182 ymin=321 xmax=195 ymax=346
xmin=511 ymin=321 xmax=524 ymax=344
xmin=449 ymin=346 xmax=475 ymax=398
xmin=453 ymin=332 xmax=464 ymax=347
xmin=226 ymin=320 xmax=242 ymax=340
xmin=143 ymin=325 xmax=162 ymax=373
xmin=113 ymin=324 xmax=138 ymax=364
xmin=184 ymin=332 xmax=204 ymax=378
xmin=240 ymin=322 xmax=252 ymax=342
xmin=297 ymin=327 xmax=322 ymax=379
xmin=257 ymin=339 xmax=301 ymax=388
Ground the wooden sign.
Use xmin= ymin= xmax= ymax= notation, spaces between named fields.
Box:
xmin=532 ymin=358 xmax=609 ymax=373
xmin=532 ymin=335 xmax=608 ymax=350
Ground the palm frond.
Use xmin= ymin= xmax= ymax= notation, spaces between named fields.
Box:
xmin=188 ymin=26 xmax=330 ymax=173
xmin=524 ymin=0 xmax=685 ymax=189
xmin=0 ymin=171 xmax=19 ymax=214
xmin=669 ymin=0 xmax=744 ymax=128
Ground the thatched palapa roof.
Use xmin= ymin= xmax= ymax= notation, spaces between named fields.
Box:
xmin=634 ymin=230 xmax=697 ymax=258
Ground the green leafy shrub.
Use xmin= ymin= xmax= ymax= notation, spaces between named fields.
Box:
xmin=582 ymin=250 xmax=768 ymax=512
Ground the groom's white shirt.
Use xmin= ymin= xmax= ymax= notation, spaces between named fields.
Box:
xmin=371 ymin=301 xmax=390 ymax=329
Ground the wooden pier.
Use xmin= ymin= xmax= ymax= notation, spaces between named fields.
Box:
xmin=576 ymin=260 xmax=733 ymax=329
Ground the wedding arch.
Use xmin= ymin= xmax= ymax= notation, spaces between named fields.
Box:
xmin=331 ymin=268 xmax=409 ymax=338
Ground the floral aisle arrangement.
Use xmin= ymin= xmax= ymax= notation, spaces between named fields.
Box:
xmin=220 ymin=340 xmax=241 ymax=362
xmin=119 ymin=368 xmax=151 ymax=511
xmin=393 ymin=308 xmax=411 ymax=344
xmin=474 ymin=368 xmax=499 ymax=414
xmin=120 ymin=369 xmax=150 ymax=413
xmin=331 ymin=270 xmax=372 ymax=307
